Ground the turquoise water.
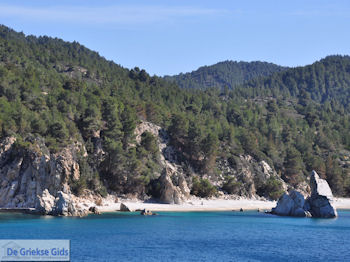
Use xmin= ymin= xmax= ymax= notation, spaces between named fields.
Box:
xmin=0 ymin=211 xmax=349 ymax=261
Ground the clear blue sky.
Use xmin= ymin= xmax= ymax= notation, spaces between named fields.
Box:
xmin=0 ymin=0 xmax=349 ymax=76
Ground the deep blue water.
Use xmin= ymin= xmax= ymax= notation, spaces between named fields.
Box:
xmin=0 ymin=211 xmax=349 ymax=262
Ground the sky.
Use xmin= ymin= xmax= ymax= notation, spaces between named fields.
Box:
xmin=0 ymin=0 xmax=349 ymax=76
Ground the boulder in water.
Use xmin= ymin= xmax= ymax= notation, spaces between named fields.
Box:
xmin=89 ymin=206 xmax=101 ymax=215
xmin=272 ymin=171 xmax=337 ymax=218
xmin=271 ymin=190 xmax=308 ymax=217
xmin=306 ymin=171 xmax=337 ymax=218
xmin=140 ymin=209 xmax=156 ymax=216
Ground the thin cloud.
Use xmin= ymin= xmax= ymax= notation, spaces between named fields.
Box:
xmin=289 ymin=9 xmax=350 ymax=18
xmin=0 ymin=4 xmax=229 ymax=25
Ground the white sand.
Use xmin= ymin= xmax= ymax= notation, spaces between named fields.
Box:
xmin=95 ymin=197 xmax=350 ymax=213
xmin=333 ymin=198 xmax=350 ymax=209
xmin=97 ymin=198 xmax=276 ymax=212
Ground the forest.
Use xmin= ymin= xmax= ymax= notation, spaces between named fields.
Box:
xmin=1 ymin=24 xmax=350 ymax=199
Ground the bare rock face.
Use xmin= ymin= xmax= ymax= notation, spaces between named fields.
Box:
xmin=271 ymin=193 xmax=294 ymax=216
xmin=133 ymin=121 xmax=190 ymax=204
xmin=0 ymin=136 xmax=89 ymax=216
xmin=218 ymin=155 xmax=287 ymax=198
xmin=272 ymin=190 xmax=309 ymax=217
xmin=53 ymin=191 xmax=74 ymax=216
xmin=35 ymin=190 xmax=88 ymax=216
xmin=306 ymin=171 xmax=337 ymax=218
xmin=134 ymin=121 xmax=161 ymax=144
xmin=120 ymin=203 xmax=134 ymax=212
xmin=272 ymin=170 xmax=337 ymax=218
xmin=310 ymin=170 xmax=333 ymax=198
xmin=35 ymin=189 xmax=55 ymax=215
xmin=158 ymin=168 xmax=190 ymax=204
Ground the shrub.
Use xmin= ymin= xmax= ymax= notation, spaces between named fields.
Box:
xmin=191 ymin=177 xmax=217 ymax=198
xmin=71 ymin=177 xmax=87 ymax=196
xmin=257 ymin=177 xmax=284 ymax=200
xmin=140 ymin=131 xmax=158 ymax=154
xmin=222 ymin=176 xmax=242 ymax=194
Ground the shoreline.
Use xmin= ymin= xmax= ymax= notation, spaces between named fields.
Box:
xmin=99 ymin=198 xmax=275 ymax=213
xmin=1 ymin=198 xmax=349 ymax=216
xmin=97 ymin=197 xmax=350 ymax=213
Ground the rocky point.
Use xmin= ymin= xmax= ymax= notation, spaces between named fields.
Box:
xmin=272 ymin=170 xmax=337 ymax=218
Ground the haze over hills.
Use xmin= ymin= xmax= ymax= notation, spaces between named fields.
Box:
xmin=164 ymin=61 xmax=287 ymax=90
xmin=1 ymin=25 xmax=350 ymax=215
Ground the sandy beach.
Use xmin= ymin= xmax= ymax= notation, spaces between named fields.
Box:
xmin=95 ymin=197 xmax=350 ymax=213
xmin=97 ymin=198 xmax=276 ymax=213
xmin=332 ymin=198 xmax=350 ymax=209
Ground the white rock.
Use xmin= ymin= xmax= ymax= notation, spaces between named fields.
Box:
xmin=120 ymin=203 xmax=134 ymax=212
xmin=310 ymin=170 xmax=333 ymax=199
xmin=272 ymin=193 xmax=294 ymax=216
xmin=272 ymin=171 xmax=337 ymax=218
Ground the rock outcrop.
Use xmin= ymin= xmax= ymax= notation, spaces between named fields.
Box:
xmin=53 ymin=191 xmax=84 ymax=216
xmin=120 ymin=203 xmax=134 ymax=212
xmin=140 ymin=209 xmax=156 ymax=216
xmin=0 ymin=136 xmax=89 ymax=216
xmin=35 ymin=189 xmax=56 ymax=215
xmin=89 ymin=206 xmax=101 ymax=215
xmin=272 ymin=171 xmax=337 ymax=218
xmin=134 ymin=121 xmax=191 ymax=204
xmin=272 ymin=190 xmax=311 ymax=217
xmin=157 ymin=168 xmax=190 ymax=204
xmin=217 ymin=155 xmax=288 ymax=197
xmin=306 ymin=171 xmax=338 ymax=218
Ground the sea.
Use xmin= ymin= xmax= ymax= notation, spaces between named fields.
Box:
xmin=0 ymin=210 xmax=349 ymax=262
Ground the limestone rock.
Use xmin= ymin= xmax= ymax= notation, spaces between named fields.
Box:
xmin=89 ymin=206 xmax=101 ymax=215
xmin=272 ymin=170 xmax=337 ymax=218
xmin=35 ymin=189 xmax=55 ymax=215
xmin=120 ymin=203 xmax=134 ymax=212
xmin=272 ymin=193 xmax=294 ymax=216
xmin=53 ymin=191 xmax=74 ymax=216
xmin=217 ymin=155 xmax=288 ymax=198
xmin=158 ymin=168 xmax=190 ymax=204
xmin=134 ymin=121 xmax=160 ymax=144
xmin=310 ymin=170 xmax=333 ymax=199
xmin=140 ymin=209 xmax=155 ymax=216
xmin=0 ymin=136 xmax=89 ymax=216
xmin=272 ymin=190 xmax=307 ymax=217
xmin=307 ymin=171 xmax=337 ymax=218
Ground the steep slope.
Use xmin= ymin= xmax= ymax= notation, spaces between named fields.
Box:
xmin=164 ymin=61 xmax=287 ymax=90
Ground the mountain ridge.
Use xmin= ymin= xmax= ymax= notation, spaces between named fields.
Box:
xmin=164 ymin=60 xmax=288 ymax=90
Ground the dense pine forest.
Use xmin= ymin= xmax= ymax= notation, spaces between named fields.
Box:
xmin=1 ymin=25 xmax=350 ymax=199
xmin=164 ymin=61 xmax=287 ymax=90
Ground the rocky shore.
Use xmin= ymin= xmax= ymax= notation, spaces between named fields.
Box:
xmin=0 ymin=124 xmax=349 ymax=217
xmin=271 ymin=170 xmax=338 ymax=218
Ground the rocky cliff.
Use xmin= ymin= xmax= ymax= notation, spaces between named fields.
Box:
xmin=0 ymin=121 xmax=298 ymax=216
xmin=0 ymin=136 xmax=88 ymax=216
xmin=217 ymin=155 xmax=288 ymax=198
xmin=134 ymin=121 xmax=190 ymax=204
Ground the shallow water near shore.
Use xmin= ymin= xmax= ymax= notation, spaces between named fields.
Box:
xmin=0 ymin=211 xmax=349 ymax=261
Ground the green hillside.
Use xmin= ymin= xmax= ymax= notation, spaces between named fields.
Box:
xmin=1 ymin=25 xmax=350 ymax=198
xmin=164 ymin=61 xmax=287 ymax=90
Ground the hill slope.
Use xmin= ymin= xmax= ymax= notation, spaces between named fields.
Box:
xmin=236 ymin=55 xmax=350 ymax=108
xmin=164 ymin=61 xmax=287 ymax=90
xmin=0 ymin=25 xmax=350 ymax=207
